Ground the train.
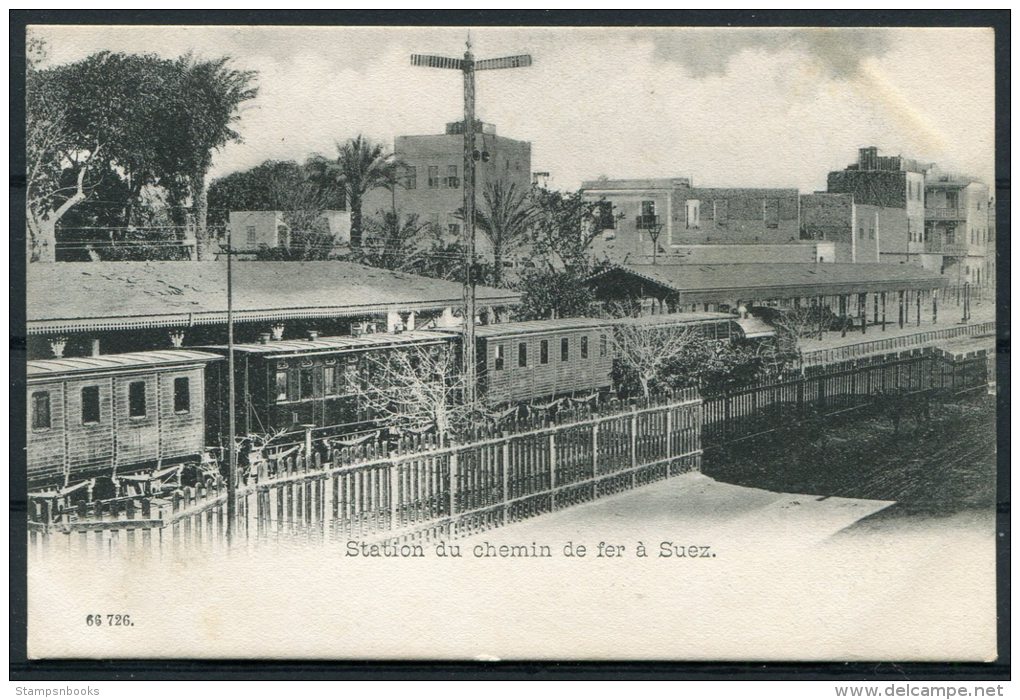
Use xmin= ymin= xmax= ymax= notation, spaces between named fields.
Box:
xmin=26 ymin=312 xmax=748 ymax=494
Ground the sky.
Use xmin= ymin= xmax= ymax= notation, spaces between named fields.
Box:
xmin=30 ymin=25 xmax=996 ymax=193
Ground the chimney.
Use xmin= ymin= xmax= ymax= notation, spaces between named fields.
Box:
xmin=307 ymin=330 xmax=319 ymax=341
xmin=259 ymin=333 xmax=271 ymax=345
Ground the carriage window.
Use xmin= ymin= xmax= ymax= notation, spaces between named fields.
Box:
xmin=323 ymin=366 xmax=336 ymax=396
xmin=31 ymin=391 xmax=51 ymax=431
xmin=81 ymin=386 xmax=100 ymax=425
xmin=173 ymin=377 xmax=191 ymax=413
xmin=518 ymin=342 xmax=528 ymax=368
xmin=128 ymin=381 xmax=147 ymax=419
xmin=540 ymin=339 xmax=549 ymax=364
xmin=600 ymin=334 xmax=608 ymax=357
xmin=300 ymin=368 xmax=315 ymax=399
xmin=580 ymin=336 xmax=589 ymax=359
xmin=275 ymin=371 xmax=288 ymax=401
xmin=561 ymin=337 xmax=569 ymax=361
xmin=494 ymin=344 xmax=504 ymax=371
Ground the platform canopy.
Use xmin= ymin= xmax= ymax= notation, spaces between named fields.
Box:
xmin=587 ymin=263 xmax=949 ymax=305
xmin=27 ymin=261 xmax=521 ymax=335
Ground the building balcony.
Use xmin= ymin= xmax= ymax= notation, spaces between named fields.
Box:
xmin=636 ymin=215 xmax=662 ymax=230
xmin=924 ymin=239 xmax=970 ymax=257
xmin=925 ymin=207 xmax=966 ymax=221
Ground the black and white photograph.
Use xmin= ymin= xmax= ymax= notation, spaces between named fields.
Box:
xmin=14 ymin=18 xmax=1004 ymax=666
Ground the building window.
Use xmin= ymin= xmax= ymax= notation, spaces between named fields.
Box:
xmin=300 ymin=368 xmax=315 ymax=400
xmin=637 ymin=200 xmax=657 ymax=229
xmin=31 ymin=391 xmax=51 ymax=431
xmin=518 ymin=342 xmax=528 ymax=368
xmin=275 ymin=371 xmax=288 ymax=401
xmin=128 ymin=381 xmax=147 ymax=419
xmin=246 ymin=225 xmax=257 ymax=248
xmin=81 ymin=386 xmax=100 ymax=425
xmin=428 ymin=166 xmax=440 ymax=189
xmin=323 ymin=366 xmax=336 ymax=396
xmin=600 ymin=334 xmax=608 ymax=357
xmin=494 ymin=344 xmax=504 ymax=371
xmin=685 ymin=200 xmax=700 ymax=229
xmin=448 ymin=222 xmax=461 ymax=238
xmin=561 ymin=337 xmax=569 ymax=361
xmin=446 ymin=165 xmax=459 ymax=188
xmin=868 ymin=227 xmax=875 ymax=240
xmin=540 ymin=339 xmax=549 ymax=364
xmin=404 ymin=165 xmax=417 ymax=190
xmin=580 ymin=335 xmax=589 ymax=359
xmin=859 ymin=227 xmax=865 ymax=240
xmin=173 ymin=377 xmax=191 ymax=413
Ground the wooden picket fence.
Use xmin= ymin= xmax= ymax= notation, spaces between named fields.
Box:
xmin=28 ymin=389 xmax=703 ymax=555
xmin=702 ymin=345 xmax=992 ymax=447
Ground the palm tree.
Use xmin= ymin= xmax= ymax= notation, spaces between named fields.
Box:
xmin=474 ymin=180 xmax=537 ymax=287
xmin=307 ymin=135 xmax=395 ymax=248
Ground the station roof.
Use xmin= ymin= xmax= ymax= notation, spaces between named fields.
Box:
xmin=587 ymin=263 xmax=949 ymax=304
xmin=473 ymin=317 xmax=611 ymax=338
xmin=27 ymin=261 xmax=521 ymax=335
xmin=28 ymin=350 xmax=221 ymax=378
xmin=200 ymin=330 xmax=452 ymax=356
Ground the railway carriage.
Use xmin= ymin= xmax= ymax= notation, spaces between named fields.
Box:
xmin=200 ymin=329 xmax=457 ymax=441
xmin=26 ymin=350 xmax=221 ymax=492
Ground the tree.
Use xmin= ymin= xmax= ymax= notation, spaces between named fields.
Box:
xmin=351 ymin=344 xmax=474 ymax=445
xmin=474 ymin=181 xmax=537 ymax=287
xmin=515 ymin=267 xmax=597 ymax=321
xmin=611 ymin=316 xmax=704 ymax=399
xmin=307 ymin=135 xmax=396 ymax=249
xmin=358 ymin=211 xmax=439 ymax=273
xmin=163 ymin=54 xmax=258 ymax=260
xmin=527 ymin=186 xmax=611 ymax=273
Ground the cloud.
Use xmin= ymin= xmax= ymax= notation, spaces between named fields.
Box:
xmin=650 ymin=27 xmax=893 ymax=80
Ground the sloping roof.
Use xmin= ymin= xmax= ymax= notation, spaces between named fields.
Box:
xmin=27 ymin=261 xmax=520 ymax=335
xmin=200 ymin=330 xmax=451 ymax=356
xmin=618 ymin=311 xmax=735 ymax=327
xmin=473 ymin=318 xmax=610 ymax=338
xmin=588 ymin=263 xmax=948 ymax=302
xmin=28 ymin=350 xmax=221 ymax=378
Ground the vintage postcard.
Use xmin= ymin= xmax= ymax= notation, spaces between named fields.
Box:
xmin=20 ymin=23 xmax=999 ymax=662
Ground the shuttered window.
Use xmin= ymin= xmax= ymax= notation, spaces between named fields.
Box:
xmin=174 ymin=377 xmax=191 ymax=413
xmin=300 ymin=368 xmax=315 ymax=399
xmin=81 ymin=386 xmax=101 ymax=425
xmin=600 ymin=334 xmax=608 ymax=357
xmin=580 ymin=336 xmax=589 ymax=359
xmin=275 ymin=371 xmax=288 ymax=401
xmin=561 ymin=337 xmax=569 ymax=361
xmin=31 ymin=391 xmax=51 ymax=431
xmin=128 ymin=381 xmax=147 ymax=419
xmin=323 ymin=366 xmax=336 ymax=396
xmin=540 ymin=339 xmax=549 ymax=364
xmin=518 ymin=342 xmax=528 ymax=368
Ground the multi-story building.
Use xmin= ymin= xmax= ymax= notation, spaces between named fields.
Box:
xmin=924 ymin=173 xmax=992 ymax=286
xmin=580 ymin=178 xmax=801 ymax=264
xmin=825 ymin=146 xmax=929 ymax=268
xmin=799 ymin=192 xmax=902 ymax=264
xmin=362 ymin=119 xmax=532 ymax=251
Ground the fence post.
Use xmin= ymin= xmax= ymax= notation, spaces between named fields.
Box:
xmin=502 ymin=438 xmax=510 ymax=526
xmin=591 ymin=421 xmax=600 ymax=497
xmin=449 ymin=450 xmax=458 ymax=518
xmin=389 ymin=461 xmax=400 ymax=531
xmin=549 ymin=433 xmax=557 ymax=510
xmin=630 ymin=407 xmax=638 ymax=488
xmin=665 ymin=406 xmax=674 ymax=475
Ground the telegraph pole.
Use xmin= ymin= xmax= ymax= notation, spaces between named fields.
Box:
xmin=225 ymin=227 xmax=237 ymax=543
xmin=412 ymin=37 xmax=532 ymax=405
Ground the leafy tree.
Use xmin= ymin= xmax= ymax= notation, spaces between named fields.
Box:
xmin=307 ymin=135 xmax=396 ymax=248
xmin=514 ymin=267 xmax=597 ymax=321
xmin=526 ymin=186 xmax=610 ymax=273
xmin=473 ymin=181 xmax=537 ymax=287
xmin=163 ymin=54 xmax=258 ymax=260
xmin=357 ymin=211 xmax=439 ymax=273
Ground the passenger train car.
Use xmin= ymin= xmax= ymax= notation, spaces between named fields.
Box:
xmin=26 ymin=312 xmax=751 ymax=492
